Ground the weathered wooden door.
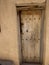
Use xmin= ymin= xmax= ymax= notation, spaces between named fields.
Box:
xmin=20 ymin=10 xmax=43 ymax=63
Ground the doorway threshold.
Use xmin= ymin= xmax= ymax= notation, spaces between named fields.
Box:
xmin=21 ymin=62 xmax=42 ymax=65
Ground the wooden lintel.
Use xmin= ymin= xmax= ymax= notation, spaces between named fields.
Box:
xmin=16 ymin=2 xmax=45 ymax=11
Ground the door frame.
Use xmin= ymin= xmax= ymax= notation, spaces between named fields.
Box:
xmin=16 ymin=3 xmax=45 ymax=65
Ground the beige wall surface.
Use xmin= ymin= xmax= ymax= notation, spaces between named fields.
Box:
xmin=15 ymin=0 xmax=45 ymax=4
xmin=44 ymin=0 xmax=49 ymax=65
xmin=0 ymin=0 xmax=49 ymax=65
xmin=0 ymin=0 xmax=19 ymax=65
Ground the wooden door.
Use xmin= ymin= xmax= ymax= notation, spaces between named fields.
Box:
xmin=20 ymin=10 xmax=42 ymax=63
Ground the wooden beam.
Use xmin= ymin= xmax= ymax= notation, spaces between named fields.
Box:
xmin=16 ymin=2 xmax=45 ymax=11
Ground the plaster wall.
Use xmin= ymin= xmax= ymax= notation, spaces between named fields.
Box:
xmin=0 ymin=0 xmax=48 ymax=65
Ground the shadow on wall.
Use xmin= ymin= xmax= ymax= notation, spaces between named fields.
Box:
xmin=0 ymin=59 xmax=15 ymax=65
